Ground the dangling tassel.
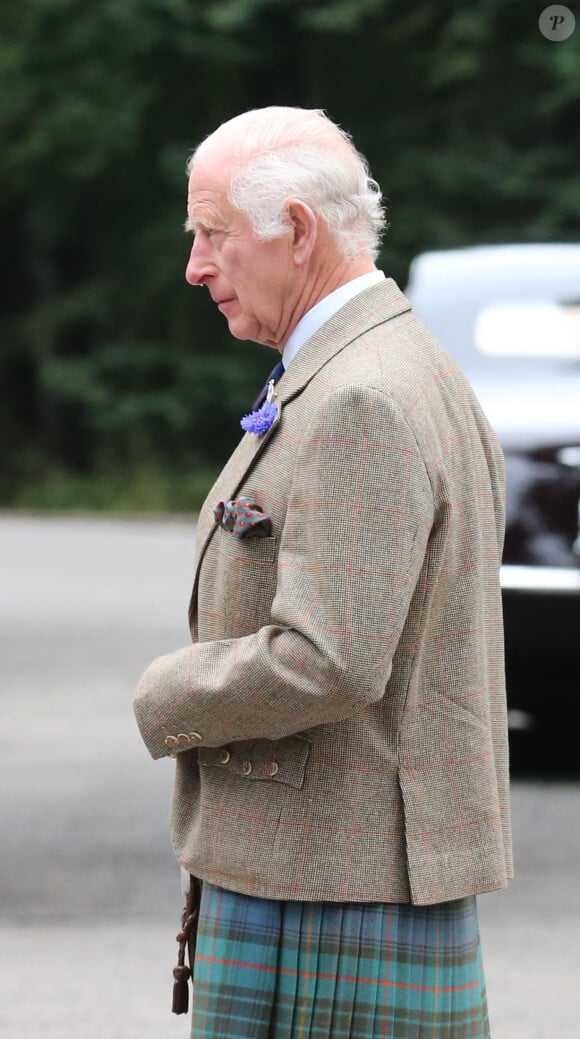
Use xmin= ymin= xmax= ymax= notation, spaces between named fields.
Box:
xmin=171 ymin=875 xmax=203 ymax=1015
xmin=172 ymin=963 xmax=191 ymax=1015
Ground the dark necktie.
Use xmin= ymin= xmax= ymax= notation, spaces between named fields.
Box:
xmin=252 ymin=359 xmax=285 ymax=411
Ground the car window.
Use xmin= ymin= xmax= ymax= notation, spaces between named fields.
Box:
xmin=475 ymin=301 xmax=580 ymax=359
xmin=412 ymin=298 xmax=580 ymax=379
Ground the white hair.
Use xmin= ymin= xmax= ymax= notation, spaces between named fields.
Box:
xmin=187 ymin=107 xmax=387 ymax=261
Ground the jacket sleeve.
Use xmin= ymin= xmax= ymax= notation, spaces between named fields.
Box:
xmin=133 ymin=385 xmax=434 ymax=759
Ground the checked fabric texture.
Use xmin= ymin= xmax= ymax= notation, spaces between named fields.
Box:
xmin=134 ymin=278 xmax=512 ymax=906
xmin=189 ymin=884 xmax=490 ymax=1039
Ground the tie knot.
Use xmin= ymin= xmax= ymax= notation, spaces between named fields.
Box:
xmin=266 ymin=360 xmax=285 ymax=387
xmin=252 ymin=360 xmax=285 ymax=411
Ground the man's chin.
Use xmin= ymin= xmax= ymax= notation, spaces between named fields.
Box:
xmin=227 ymin=324 xmax=253 ymax=342
xmin=226 ymin=316 xmax=261 ymax=344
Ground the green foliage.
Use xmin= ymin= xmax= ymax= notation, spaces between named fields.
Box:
xmin=1 ymin=0 xmax=579 ymax=510
xmin=8 ymin=464 xmax=219 ymax=514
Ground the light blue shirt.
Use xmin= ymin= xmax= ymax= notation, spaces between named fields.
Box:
xmin=282 ymin=270 xmax=386 ymax=371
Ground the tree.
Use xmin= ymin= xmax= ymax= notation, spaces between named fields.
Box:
xmin=1 ymin=0 xmax=578 ymax=508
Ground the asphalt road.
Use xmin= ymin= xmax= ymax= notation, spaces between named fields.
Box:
xmin=1 ymin=514 xmax=579 ymax=1039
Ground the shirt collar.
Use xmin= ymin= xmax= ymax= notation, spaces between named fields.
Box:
xmin=282 ymin=270 xmax=386 ymax=371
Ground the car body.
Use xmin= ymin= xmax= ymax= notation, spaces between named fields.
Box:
xmin=405 ymin=244 xmax=580 ymax=732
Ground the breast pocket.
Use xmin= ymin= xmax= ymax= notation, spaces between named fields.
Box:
xmin=198 ymin=527 xmax=279 ymax=638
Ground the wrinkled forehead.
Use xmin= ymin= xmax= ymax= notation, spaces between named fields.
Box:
xmin=185 ymin=145 xmax=245 ymax=235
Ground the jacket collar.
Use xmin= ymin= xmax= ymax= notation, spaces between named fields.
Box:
xmin=277 ymin=277 xmax=410 ymax=407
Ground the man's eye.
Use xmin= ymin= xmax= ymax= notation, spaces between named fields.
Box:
xmin=192 ymin=226 xmax=224 ymax=243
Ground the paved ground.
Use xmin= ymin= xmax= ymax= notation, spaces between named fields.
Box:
xmin=1 ymin=514 xmax=579 ymax=1038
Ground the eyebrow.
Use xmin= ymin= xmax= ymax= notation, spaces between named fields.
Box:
xmin=183 ymin=215 xmax=226 ymax=235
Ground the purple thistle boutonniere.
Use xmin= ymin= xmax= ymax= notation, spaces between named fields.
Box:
xmin=240 ymin=377 xmax=280 ymax=435
xmin=240 ymin=400 xmax=278 ymax=435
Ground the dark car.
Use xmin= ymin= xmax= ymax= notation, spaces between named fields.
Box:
xmin=405 ymin=244 xmax=580 ymax=740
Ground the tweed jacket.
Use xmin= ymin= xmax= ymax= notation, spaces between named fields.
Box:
xmin=134 ymin=278 xmax=513 ymax=906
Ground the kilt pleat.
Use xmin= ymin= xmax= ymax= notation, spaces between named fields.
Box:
xmin=190 ymin=883 xmax=490 ymax=1039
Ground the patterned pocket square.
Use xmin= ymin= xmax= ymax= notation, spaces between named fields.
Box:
xmin=213 ymin=496 xmax=273 ymax=539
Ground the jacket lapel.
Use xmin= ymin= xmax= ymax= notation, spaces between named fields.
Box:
xmin=193 ymin=402 xmax=281 ymax=563
xmin=188 ymin=400 xmax=283 ymax=631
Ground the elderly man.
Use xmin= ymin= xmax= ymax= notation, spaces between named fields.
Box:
xmin=134 ymin=107 xmax=512 ymax=1039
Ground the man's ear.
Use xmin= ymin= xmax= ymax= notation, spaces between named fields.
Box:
xmin=286 ymin=199 xmax=317 ymax=265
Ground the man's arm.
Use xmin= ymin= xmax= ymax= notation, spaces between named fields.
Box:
xmin=133 ymin=386 xmax=434 ymax=758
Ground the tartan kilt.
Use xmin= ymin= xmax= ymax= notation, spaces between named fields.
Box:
xmin=189 ymin=883 xmax=490 ymax=1039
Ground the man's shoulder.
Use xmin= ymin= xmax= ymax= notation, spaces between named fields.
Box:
xmin=317 ymin=292 xmax=450 ymax=395
xmin=308 ymin=292 xmax=493 ymax=452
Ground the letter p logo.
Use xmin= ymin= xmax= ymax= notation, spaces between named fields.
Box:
xmin=539 ymin=5 xmax=576 ymax=40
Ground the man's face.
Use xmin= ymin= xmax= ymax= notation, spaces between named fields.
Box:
xmin=185 ymin=151 xmax=296 ymax=350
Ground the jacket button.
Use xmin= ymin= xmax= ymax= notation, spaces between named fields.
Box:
xmin=267 ymin=761 xmax=279 ymax=777
xmin=164 ymin=735 xmax=178 ymax=749
xmin=241 ymin=760 xmax=252 ymax=776
xmin=219 ymin=749 xmax=231 ymax=764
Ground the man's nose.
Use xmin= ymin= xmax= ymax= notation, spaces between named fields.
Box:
xmin=185 ymin=236 xmax=216 ymax=286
